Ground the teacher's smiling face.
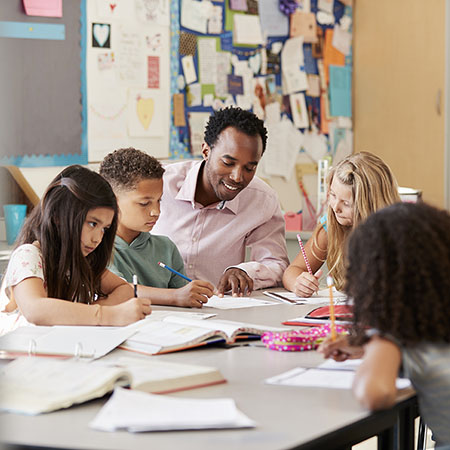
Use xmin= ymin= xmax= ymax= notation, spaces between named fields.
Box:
xmin=200 ymin=127 xmax=263 ymax=205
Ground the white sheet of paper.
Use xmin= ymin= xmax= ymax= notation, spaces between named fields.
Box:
xmin=233 ymin=14 xmax=264 ymax=45
xmin=181 ymin=0 xmax=209 ymax=34
xmin=90 ymin=387 xmax=256 ymax=432
xmin=264 ymin=101 xmax=281 ymax=125
xmin=265 ymin=368 xmax=411 ymax=390
xmin=332 ymin=24 xmax=352 ymax=56
xmin=264 ymin=117 xmax=303 ymax=180
xmin=208 ymin=4 xmax=223 ymax=34
xmin=187 ymin=82 xmax=202 ymax=106
xmin=198 ymin=38 xmax=218 ymax=84
xmin=216 ymin=52 xmax=231 ymax=97
xmin=181 ymin=55 xmax=197 ymax=84
xmin=302 ymin=130 xmax=328 ymax=162
xmin=204 ymin=295 xmax=278 ymax=309
xmin=317 ymin=0 xmax=334 ymax=14
xmin=116 ymin=26 xmax=145 ymax=84
xmin=264 ymin=288 xmax=346 ymax=305
xmin=188 ymin=111 xmax=210 ymax=155
xmin=281 ymin=37 xmax=308 ymax=94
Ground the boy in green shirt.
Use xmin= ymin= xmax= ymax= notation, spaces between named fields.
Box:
xmin=100 ymin=148 xmax=214 ymax=307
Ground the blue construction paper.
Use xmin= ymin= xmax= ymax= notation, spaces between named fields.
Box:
xmin=258 ymin=0 xmax=289 ymax=37
xmin=303 ymin=46 xmax=318 ymax=74
xmin=329 ymin=65 xmax=352 ymax=117
xmin=0 ymin=21 xmax=65 ymax=40
xmin=220 ymin=31 xmax=233 ymax=52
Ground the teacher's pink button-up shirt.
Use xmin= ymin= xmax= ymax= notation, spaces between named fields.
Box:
xmin=152 ymin=160 xmax=289 ymax=290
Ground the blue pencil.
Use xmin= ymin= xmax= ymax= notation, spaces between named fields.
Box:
xmin=158 ymin=262 xmax=192 ymax=282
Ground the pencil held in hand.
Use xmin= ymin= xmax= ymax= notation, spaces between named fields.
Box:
xmin=297 ymin=234 xmax=313 ymax=275
xmin=327 ymin=275 xmax=337 ymax=341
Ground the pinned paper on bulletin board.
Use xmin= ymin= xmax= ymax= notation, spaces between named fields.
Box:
xmin=23 ymin=0 xmax=62 ymax=17
xmin=127 ymin=89 xmax=163 ymax=137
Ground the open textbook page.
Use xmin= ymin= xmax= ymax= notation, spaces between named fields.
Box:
xmin=120 ymin=316 xmax=289 ymax=355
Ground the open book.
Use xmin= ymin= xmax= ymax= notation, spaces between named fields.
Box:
xmin=120 ymin=316 xmax=289 ymax=355
xmin=0 ymin=356 xmax=225 ymax=415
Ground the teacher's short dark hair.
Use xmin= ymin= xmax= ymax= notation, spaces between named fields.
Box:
xmin=204 ymin=107 xmax=268 ymax=153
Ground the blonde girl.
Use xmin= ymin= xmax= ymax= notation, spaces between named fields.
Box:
xmin=283 ymin=152 xmax=400 ymax=297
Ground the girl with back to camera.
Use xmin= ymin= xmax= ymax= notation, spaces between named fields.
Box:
xmin=0 ymin=165 xmax=151 ymax=334
xmin=319 ymin=202 xmax=450 ymax=448
xmin=283 ymin=152 xmax=400 ymax=297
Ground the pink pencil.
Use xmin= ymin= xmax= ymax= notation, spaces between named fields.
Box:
xmin=297 ymin=234 xmax=313 ymax=275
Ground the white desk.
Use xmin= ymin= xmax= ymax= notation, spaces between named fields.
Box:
xmin=0 ymin=296 xmax=417 ymax=450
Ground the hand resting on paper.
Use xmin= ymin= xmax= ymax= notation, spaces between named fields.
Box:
xmin=292 ymin=269 xmax=323 ymax=298
xmin=216 ymin=268 xmax=254 ymax=297
xmin=318 ymin=334 xmax=364 ymax=362
xmin=174 ymin=280 xmax=215 ymax=308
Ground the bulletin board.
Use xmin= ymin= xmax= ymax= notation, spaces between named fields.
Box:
xmin=169 ymin=0 xmax=353 ymax=172
xmin=0 ymin=0 xmax=87 ymax=167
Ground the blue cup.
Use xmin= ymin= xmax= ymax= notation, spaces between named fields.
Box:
xmin=3 ymin=204 xmax=27 ymax=245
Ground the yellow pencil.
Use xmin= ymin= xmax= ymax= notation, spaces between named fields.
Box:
xmin=327 ymin=275 xmax=337 ymax=341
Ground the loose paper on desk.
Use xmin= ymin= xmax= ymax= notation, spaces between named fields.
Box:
xmin=258 ymin=0 xmax=289 ymax=37
xmin=90 ymin=387 xmax=256 ymax=432
xmin=265 ymin=367 xmax=411 ymax=390
xmin=264 ymin=288 xmax=346 ymax=305
xmin=264 ymin=117 xmax=303 ymax=180
xmin=146 ymin=310 xmax=216 ymax=321
xmin=204 ymin=295 xmax=278 ymax=310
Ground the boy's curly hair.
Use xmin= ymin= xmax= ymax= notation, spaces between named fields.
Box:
xmin=99 ymin=147 xmax=164 ymax=192
xmin=204 ymin=107 xmax=268 ymax=153
xmin=345 ymin=201 xmax=450 ymax=345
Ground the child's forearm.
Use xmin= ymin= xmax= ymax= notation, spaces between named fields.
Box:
xmin=134 ymin=285 xmax=178 ymax=306
xmin=98 ymin=283 xmax=134 ymax=305
xmin=282 ymin=265 xmax=305 ymax=291
xmin=18 ymin=297 xmax=103 ymax=326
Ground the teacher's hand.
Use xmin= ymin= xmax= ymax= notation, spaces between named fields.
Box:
xmin=216 ymin=268 xmax=254 ymax=297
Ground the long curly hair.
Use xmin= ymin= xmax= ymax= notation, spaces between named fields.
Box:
xmin=16 ymin=165 xmax=118 ymax=303
xmin=325 ymin=152 xmax=400 ymax=289
xmin=345 ymin=202 xmax=450 ymax=345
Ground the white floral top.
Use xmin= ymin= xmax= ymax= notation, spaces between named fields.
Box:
xmin=0 ymin=243 xmax=45 ymax=334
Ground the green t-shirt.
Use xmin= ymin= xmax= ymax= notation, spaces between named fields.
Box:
xmin=109 ymin=233 xmax=187 ymax=289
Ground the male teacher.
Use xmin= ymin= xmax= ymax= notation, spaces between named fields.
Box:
xmin=152 ymin=107 xmax=289 ymax=296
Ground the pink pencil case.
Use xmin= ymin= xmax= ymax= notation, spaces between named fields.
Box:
xmin=261 ymin=324 xmax=347 ymax=352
